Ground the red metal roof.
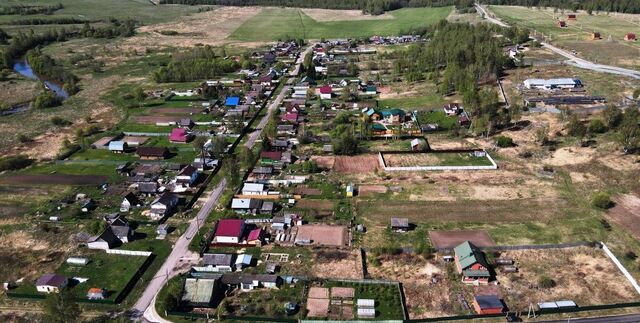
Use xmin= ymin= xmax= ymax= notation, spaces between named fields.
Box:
xmin=247 ymin=228 xmax=262 ymax=241
xmin=319 ymin=85 xmax=332 ymax=94
xmin=215 ymin=219 xmax=244 ymax=238
xmin=260 ymin=151 xmax=282 ymax=160
xmin=169 ymin=128 xmax=188 ymax=142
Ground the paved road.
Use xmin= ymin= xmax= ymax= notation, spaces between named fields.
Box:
xmin=541 ymin=313 xmax=640 ymax=323
xmin=244 ymin=84 xmax=291 ymax=149
xmin=475 ymin=3 xmax=640 ymax=80
xmin=133 ymin=178 xmax=227 ymax=320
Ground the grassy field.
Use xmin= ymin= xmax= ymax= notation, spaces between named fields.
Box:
xmin=489 ymin=6 xmax=640 ymax=68
xmin=229 ymin=7 xmax=452 ymax=41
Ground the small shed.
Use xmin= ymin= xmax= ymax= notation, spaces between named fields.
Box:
xmin=235 ymin=254 xmax=253 ymax=270
xmin=87 ymin=288 xmax=106 ymax=300
xmin=391 ymin=217 xmax=409 ymax=232
xmin=108 ymin=141 xmax=128 ymax=153
xmin=624 ymin=33 xmax=637 ymax=41
xmin=473 ymin=295 xmax=505 ymax=315
xmin=66 ymin=257 xmax=89 ymax=266
xmin=411 ymin=138 xmax=421 ymax=151
xmin=557 ymin=20 xmax=566 ymax=27
xmin=567 ymin=14 xmax=577 ymax=20
xmin=156 ymin=224 xmax=169 ymax=236
xmin=346 ymin=184 xmax=355 ymax=197
xmin=591 ymin=31 xmax=601 ymax=40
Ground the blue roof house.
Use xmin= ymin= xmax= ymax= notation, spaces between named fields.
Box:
xmin=225 ymin=96 xmax=240 ymax=107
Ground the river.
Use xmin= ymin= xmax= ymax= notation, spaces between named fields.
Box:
xmin=13 ymin=60 xmax=69 ymax=99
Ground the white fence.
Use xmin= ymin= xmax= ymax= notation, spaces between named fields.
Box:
xmin=379 ymin=151 xmax=498 ymax=172
xmin=106 ymin=249 xmax=152 ymax=257
xmin=601 ymin=242 xmax=640 ymax=295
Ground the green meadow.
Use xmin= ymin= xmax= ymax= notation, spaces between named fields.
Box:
xmin=230 ymin=6 xmax=453 ymax=41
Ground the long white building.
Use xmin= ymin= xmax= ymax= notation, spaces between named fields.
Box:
xmin=523 ymin=78 xmax=582 ymax=90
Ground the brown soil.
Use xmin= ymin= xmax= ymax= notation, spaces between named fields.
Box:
xmin=358 ymin=185 xmax=388 ymax=196
xmin=296 ymin=224 xmax=348 ymax=247
xmin=333 ymin=155 xmax=380 ymax=173
xmin=134 ymin=115 xmax=181 ymax=124
xmin=313 ymin=250 xmax=362 ymax=279
xmin=428 ymin=230 xmax=495 ymax=249
xmin=125 ymin=6 xmax=263 ymax=49
xmin=301 ymin=8 xmax=393 ymax=21
xmin=607 ymin=194 xmax=640 ymax=239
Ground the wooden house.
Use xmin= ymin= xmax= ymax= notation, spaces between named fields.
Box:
xmin=454 ymin=241 xmax=491 ymax=284
xmin=624 ymin=33 xmax=637 ymax=41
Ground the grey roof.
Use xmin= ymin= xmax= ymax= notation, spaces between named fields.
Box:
xmin=231 ymin=198 xmax=263 ymax=210
xmin=137 ymin=182 xmax=158 ymax=193
xmin=153 ymin=192 xmax=178 ymax=206
xmin=203 ymin=253 xmax=234 ymax=266
xmin=178 ymin=165 xmax=198 ymax=177
xmin=474 ymin=295 xmax=503 ymax=309
xmin=91 ymin=226 xmax=121 ymax=246
xmin=221 ymin=274 xmax=279 ymax=285
xmin=182 ymin=278 xmax=218 ymax=305
xmin=36 ymin=273 xmax=66 ymax=287
xmin=110 ymin=225 xmax=130 ymax=239
xmin=391 ymin=217 xmax=409 ymax=228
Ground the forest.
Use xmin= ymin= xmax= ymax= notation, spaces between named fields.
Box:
xmin=26 ymin=49 xmax=79 ymax=94
xmin=152 ymin=46 xmax=240 ymax=82
xmin=160 ymin=0 xmax=456 ymax=14
xmin=0 ymin=4 xmax=63 ymax=16
xmin=480 ymin=0 xmax=640 ymax=14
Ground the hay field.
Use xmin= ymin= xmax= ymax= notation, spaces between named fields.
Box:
xmin=230 ymin=6 xmax=453 ymax=41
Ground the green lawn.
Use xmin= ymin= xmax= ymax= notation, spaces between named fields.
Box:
xmin=416 ymin=110 xmax=458 ymax=130
xmin=378 ymin=93 xmax=446 ymax=110
xmin=20 ymin=162 xmax=122 ymax=181
xmin=230 ymin=7 xmax=453 ymax=41
xmin=323 ymin=281 xmax=404 ymax=320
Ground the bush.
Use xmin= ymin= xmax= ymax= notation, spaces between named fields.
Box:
xmin=50 ymin=116 xmax=71 ymax=126
xmin=495 ymin=135 xmax=514 ymax=147
xmin=591 ymin=192 xmax=613 ymax=209
xmin=625 ymin=251 xmax=638 ymax=261
xmin=588 ymin=119 xmax=607 ymax=134
xmin=0 ymin=155 xmax=34 ymax=172
xmin=34 ymin=91 xmax=62 ymax=109
xmin=538 ymin=276 xmax=556 ymax=289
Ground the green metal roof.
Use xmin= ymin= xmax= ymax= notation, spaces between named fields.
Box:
xmin=380 ymin=108 xmax=405 ymax=117
xmin=454 ymin=241 xmax=488 ymax=270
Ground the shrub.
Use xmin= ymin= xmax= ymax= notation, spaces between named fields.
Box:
xmin=591 ymin=192 xmax=613 ymax=209
xmin=588 ymin=119 xmax=607 ymax=134
xmin=538 ymin=276 xmax=556 ymax=289
xmin=495 ymin=135 xmax=514 ymax=147
xmin=50 ymin=116 xmax=71 ymax=126
xmin=0 ymin=155 xmax=34 ymax=172
xmin=625 ymin=251 xmax=638 ymax=261
xmin=18 ymin=134 xmax=33 ymax=143
xmin=34 ymin=91 xmax=61 ymax=109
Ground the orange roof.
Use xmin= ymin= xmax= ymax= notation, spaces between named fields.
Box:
xmin=88 ymin=288 xmax=103 ymax=293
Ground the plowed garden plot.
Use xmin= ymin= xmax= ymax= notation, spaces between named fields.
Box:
xmin=357 ymin=198 xmax=564 ymax=224
xmin=313 ymin=250 xmax=363 ymax=279
xmin=151 ymin=107 xmax=202 ymax=115
xmin=0 ymin=175 xmax=108 ymax=185
xmin=334 ymin=155 xmax=380 ymax=173
xmin=133 ymin=116 xmax=181 ymax=124
xmin=607 ymin=194 xmax=640 ymax=239
xmin=358 ymin=185 xmax=388 ymax=196
xmin=296 ymin=225 xmax=348 ymax=247
xmin=428 ymin=230 xmax=495 ymax=249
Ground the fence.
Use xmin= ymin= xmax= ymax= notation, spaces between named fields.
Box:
xmin=106 ymin=249 xmax=152 ymax=257
xmin=379 ymin=150 xmax=498 ymax=172
xmin=122 ymin=132 xmax=169 ymax=137
xmin=601 ymin=242 xmax=640 ymax=295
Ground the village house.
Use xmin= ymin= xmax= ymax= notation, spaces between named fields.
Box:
xmin=36 ymin=274 xmax=68 ymax=293
xmin=380 ymin=108 xmax=406 ymax=124
xmin=120 ymin=192 xmax=142 ymax=212
xmin=176 ymin=165 xmax=199 ymax=187
xmin=231 ymin=198 xmax=264 ymax=214
xmin=246 ymin=228 xmax=264 ymax=246
xmin=235 ymin=254 xmax=253 ymax=271
xmin=213 ymin=219 xmax=245 ymax=244
xmin=557 ymin=20 xmax=566 ymax=27
xmin=202 ymin=253 xmax=235 ymax=272
xmin=591 ymin=31 xmax=601 ymax=40
xmin=473 ymin=294 xmax=505 ymax=315
xmin=624 ymin=33 xmax=637 ymax=41
xmin=150 ymin=192 xmax=179 ymax=220
xmin=87 ymin=226 xmax=122 ymax=250
xmin=523 ymin=78 xmax=582 ymax=90
xmin=169 ymin=128 xmax=191 ymax=143
xmin=443 ymin=103 xmax=462 ymax=116
xmin=179 ymin=118 xmax=195 ymax=129
xmin=137 ymin=182 xmax=159 ymax=196
xmin=319 ymin=85 xmax=332 ymax=100
xmin=454 ymin=241 xmax=491 ymax=284
xmin=241 ymin=183 xmax=267 ymax=196
xmin=260 ymin=151 xmax=283 ymax=166
xmin=108 ymin=215 xmax=133 ymax=243
xmin=136 ymin=147 xmax=169 ymax=160
xmin=108 ymin=141 xmax=128 ymax=153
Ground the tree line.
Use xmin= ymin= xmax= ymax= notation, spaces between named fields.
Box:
xmin=159 ymin=0 xmax=455 ymax=14
xmin=152 ymin=46 xmax=240 ymax=82
xmin=0 ymin=20 xmax=137 ymax=69
xmin=1 ymin=17 xmax=92 ymax=26
xmin=479 ymin=0 xmax=640 ymax=14
xmin=27 ymin=49 xmax=79 ymax=93
xmin=0 ymin=3 xmax=63 ymax=16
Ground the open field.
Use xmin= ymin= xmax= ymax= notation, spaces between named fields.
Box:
xmin=312 ymin=250 xmax=363 ymax=279
xmin=382 ymin=152 xmax=494 ymax=167
xmin=0 ymin=174 xmax=109 ymax=185
xmin=498 ymin=247 xmax=639 ymax=309
xmin=489 ymin=6 xmax=640 ymax=68
xmin=230 ymin=7 xmax=453 ymax=41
